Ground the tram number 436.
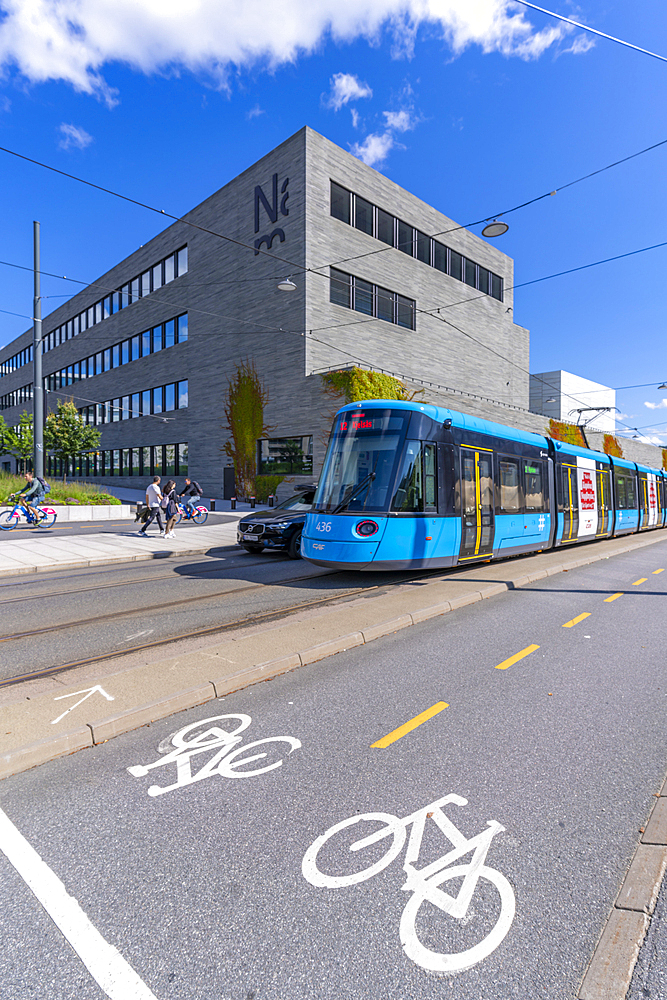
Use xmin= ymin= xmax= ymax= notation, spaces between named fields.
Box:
xmin=302 ymin=794 xmax=516 ymax=974
xmin=127 ymin=714 xmax=301 ymax=796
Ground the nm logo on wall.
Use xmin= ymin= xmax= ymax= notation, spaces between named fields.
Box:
xmin=254 ymin=173 xmax=289 ymax=254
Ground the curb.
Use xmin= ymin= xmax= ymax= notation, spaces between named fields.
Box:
xmin=579 ymin=779 xmax=667 ymax=1000
xmin=1 ymin=528 xmax=666 ymax=783
xmin=0 ymin=534 xmax=241 ymax=577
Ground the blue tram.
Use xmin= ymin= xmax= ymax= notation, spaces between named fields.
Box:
xmin=302 ymin=400 xmax=667 ymax=571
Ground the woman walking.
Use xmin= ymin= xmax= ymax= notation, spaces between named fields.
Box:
xmin=162 ymin=480 xmax=178 ymax=539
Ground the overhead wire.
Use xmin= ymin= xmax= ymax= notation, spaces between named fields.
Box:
xmin=511 ymin=1 xmax=667 ymax=64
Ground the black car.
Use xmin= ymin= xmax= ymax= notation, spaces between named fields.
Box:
xmin=237 ymin=486 xmax=316 ymax=559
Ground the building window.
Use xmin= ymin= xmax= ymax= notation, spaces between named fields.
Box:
xmin=39 ymin=246 xmax=188 ymax=357
xmin=328 ymin=181 xmax=504 ymax=302
xmin=257 ymin=436 xmax=313 ymax=476
xmin=330 ymin=269 xmax=416 ymax=331
xmin=330 ymin=182 xmax=351 ymax=224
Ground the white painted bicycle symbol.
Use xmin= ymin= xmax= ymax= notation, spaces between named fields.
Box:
xmin=127 ymin=714 xmax=301 ymax=796
xmin=302 ymin=793 xmax=515 ymax=974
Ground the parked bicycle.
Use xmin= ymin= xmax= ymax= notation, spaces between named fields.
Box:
xmin=0 ymin=494 xmax=57 ymax=530
xmin=302 ymin=793 xmax=515 ymax=974
xmin=175 ymin=501 xmax=208 ymax=525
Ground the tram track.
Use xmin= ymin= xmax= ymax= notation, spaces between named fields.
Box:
xmin=0 ymin=581 xmax=384 ymax=688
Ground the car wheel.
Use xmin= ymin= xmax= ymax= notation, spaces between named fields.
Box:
xmin=242 ymin=543 xmax=264 ymax=554
xmin=287 ymin=529 xmax=303 ymax=560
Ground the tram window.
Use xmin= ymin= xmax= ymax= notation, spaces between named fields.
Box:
xmin=524 ymin=462 xmax=544 ymax=511
xmin=499 ymin=459 xmax=521 ymax=512
xmin=424 ymin=444 xmax=437 ymax=509
xmin=626 ymin=476 xmax=636 ymax=508
xmin=330 ymin=269 xmax=351 ymax=308
xmin=392 ymin=440 xmax=423 ymax=511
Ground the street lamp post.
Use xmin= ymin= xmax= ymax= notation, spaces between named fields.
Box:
xmin=32 ymin=221 xmax=44 ymax=478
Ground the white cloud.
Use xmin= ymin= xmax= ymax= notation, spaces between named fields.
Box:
xmin=350 ymin=130 xmax=397 ymax=166
xmin=351 ymin=107 xmax=360 ymax=128
xmin=383 ymin=108 xmax=416 ymax=131
xmin=644 ymin=399 xmax=667 ymax=410
xmin=0 ymin=0 xmax=577 ymax=102
xmin=57 ymin=122 xmax=93 ymax=150
xmin=246 ymin=103 xmax=265 ymax=119
xmin=326 ymin=72 xmax=373 ymax=111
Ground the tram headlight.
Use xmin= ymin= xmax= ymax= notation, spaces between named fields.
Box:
xmin=356 ymin=519 xmax=379 ymax=537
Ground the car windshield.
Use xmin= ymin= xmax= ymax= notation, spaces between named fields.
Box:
xmin=314 ymin=409 xmax=409 ymax=513
xmin=273 ymin=494 xmax=313 ymax=512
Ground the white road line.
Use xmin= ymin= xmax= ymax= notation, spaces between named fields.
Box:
xmin=0 ymin=809 xmax=159 ymax=1000
xmin=51 ymin=685 xmax=115 ymax=725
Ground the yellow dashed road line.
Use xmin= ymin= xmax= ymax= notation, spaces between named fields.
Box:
xmin=371 ymin=701 xmax=449 ymax=748
xmin=562 ymin=613 xmax=592 ymax=628
xmin=495 ymin=644 xmax=541 ymax=671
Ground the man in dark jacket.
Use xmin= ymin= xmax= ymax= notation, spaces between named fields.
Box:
xmin=179 ymin=478 xmax=202 ymax=516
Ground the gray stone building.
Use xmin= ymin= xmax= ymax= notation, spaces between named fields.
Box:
xmin=0 ymin=126 xmax=533 ymax=496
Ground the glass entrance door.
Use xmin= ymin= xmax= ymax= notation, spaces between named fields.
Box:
xmin=460 ymin=448 xmax=494 ymax=559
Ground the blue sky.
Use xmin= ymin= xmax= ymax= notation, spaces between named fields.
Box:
xmin=0 ymin=0 xmax=665 ymax=442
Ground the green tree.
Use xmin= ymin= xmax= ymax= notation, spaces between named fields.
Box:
xmin=2 ymin=411 xmax=34 ymax=473
xmin=222 ymin=361 xmax=269 ymax=498
xmin=44 ymin=399 xmax=101 ymax=483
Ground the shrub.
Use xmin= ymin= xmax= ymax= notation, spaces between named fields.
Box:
xmin=254 ymin=475 xmax=285 ymax=503
xmin=603 ymin=435 xmax=624 ymax=458
xmin=321 ymin=367 xmax=424 ymax=403
xmin=547 ymin=419 xmax=586 ymax=448
xmin=0 ymin=474 xmax=121 ymax=505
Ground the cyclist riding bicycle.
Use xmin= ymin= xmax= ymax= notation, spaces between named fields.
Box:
xmin=178 ymin=477 xmax=203 ymax=517
xmin=15 ymin=472 xmax=47 ymax=523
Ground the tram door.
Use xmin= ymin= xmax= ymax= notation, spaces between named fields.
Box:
xmin=561 ymin=464 xmax=579 ymax=541
xmin=596 ymin=469 xmax=612 ymax=537
xmin=460 ymin=447 xmax=495 ymax=560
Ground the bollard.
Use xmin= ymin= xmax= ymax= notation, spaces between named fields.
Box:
xmin=268 ymin=494 xmax=274 ymax=507
xmin=210 ymin=498 xmax=216 ymax=512
xmin=250 ymin=496 xmax=256 ymax=509
xmin=231 ymin=497 xmax=236 ymax=510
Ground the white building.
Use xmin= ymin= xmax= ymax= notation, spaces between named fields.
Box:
xmin=529 ymin=370 xmax=616 ymax=433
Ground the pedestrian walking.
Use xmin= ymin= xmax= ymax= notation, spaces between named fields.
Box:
xmin=162 ymin=480 xmax=178 ymax=538
xmin=138 ymin=476 xmax=165 ymax=536
xmin=178 ymin=477 xmax=203 ymax=517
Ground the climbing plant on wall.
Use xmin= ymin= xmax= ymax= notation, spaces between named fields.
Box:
xmin=222 ymin=361 xmax=269 ymax=498
xmin=602 ymin=434 xmax=624 ymax=458
xmin=663 ymin=449 xmax=667 ymax=471
xmin=547 ymin=418 xmax=586 ymax=449
xmin=320 ymin=367 xmax=424 ymax=404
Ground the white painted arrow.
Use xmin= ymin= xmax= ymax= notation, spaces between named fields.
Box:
xmin=51 ymin=685 xmax=115 ymax=725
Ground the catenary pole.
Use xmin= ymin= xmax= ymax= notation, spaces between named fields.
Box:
xmin=32 ymin=221 xmax=44 ymax=478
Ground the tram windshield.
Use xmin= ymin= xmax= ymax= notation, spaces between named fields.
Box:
xmin=314 ymin=409 xmax=409 ymax=513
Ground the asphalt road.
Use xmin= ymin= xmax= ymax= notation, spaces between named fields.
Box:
xmin=1 ymin=540 xmax=666 ymax=999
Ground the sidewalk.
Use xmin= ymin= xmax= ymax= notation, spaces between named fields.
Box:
xmin=0 ymin=517 xmax=244 ymax=576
